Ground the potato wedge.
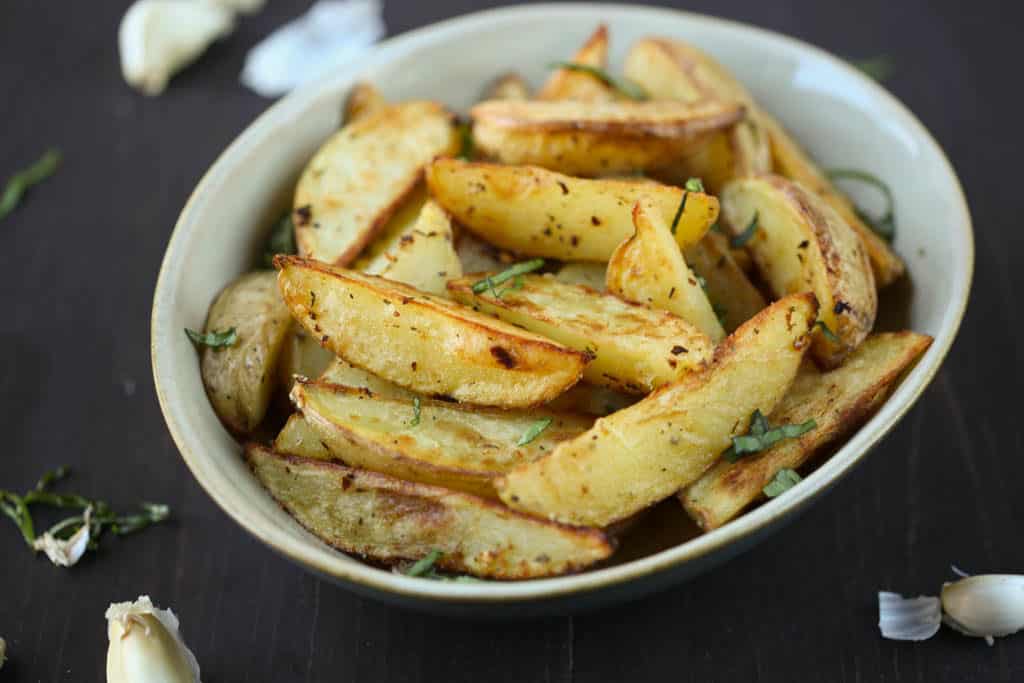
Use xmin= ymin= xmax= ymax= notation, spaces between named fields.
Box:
xmin=683 ymin=231 xmax=767 ymax=333
xmin=294 ymin=101 xmax=458 ymax=265
xmin=482 ymin=72 xmax=531 ymax=101
xmin=448 ymin=273 xmax=713 ymax=394
xmin=607 ymin=199 xmax=725 ymax=341
xmin=426 ymin=159 xmax=718 ymax=261
xmin=275 ymin=413 xmax=332 ymax=460
xmin=495 ymin=293 xmax=818 ymax=527
xmin=343 ymin=82 xmax=387 ymax=124
xmin=761 ymin=112 xmax=905 ymax=286
xmin=293 ymin=380 xmax=592 ymax=498
xmin=471 ymin=99 xmax=744 ymax=176
xmin=350 ymin=185 xmax=429 ymax=274
xmin=246 ymin=444 xmax=613 ymax=578
xmin=556 ymin=262 xmax=607 ymax=291
xmin=681 ymin=331 xmax=932 ymax=529
xmin=544 ymin=382 xmax=636 ymax=417
xmin=454 ymin=230 xmax=507 ymax=274
xmin=720 ymin=174 xmax=877 ymax=367
xmin=275 ymin=256 xmax=587 ymax=407
xmin=379 ymin=200 xmax=462 ymax=296
xmin=198 ymin=271 xmax=292 ymax=434
xmin=276 ymin=325 xmax=336 ymax=391
xmin=537 ymin=25 xmax=617 ymax=102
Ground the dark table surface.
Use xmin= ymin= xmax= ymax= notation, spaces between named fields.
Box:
xmin=2 ymin=0 xmax=1021 ymax=680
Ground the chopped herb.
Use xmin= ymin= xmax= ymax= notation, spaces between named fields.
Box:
xmin=457 ymin=121 xmax=474 ymax=161
xmin=185 ymin=327 xmax=238 ymax=349
xmin=0 ymin=149 xmax=61 ymax=220
xmin=764 ymin=468 xmax=803 ymax=497
xmin=471 ymin=259 xmax=545 ymax=295
xmin=547 ymin=62 xmax=647 ymax=100
xmin=406 ymin=549 xmax=442 ymax=577
xmin=262 ymin=212 xmax=296 ymax=268
xmin=730 ymin=211 xmax=759 ymax=248
xmin=409 ymin=397 xmax=422 ymax=426
xmin=815 ymin=320 xmax=841 ymax=344
xmin=723 ymin=409 xmax=817 ymax=462
xmin=670 ymin=192 xmax=688 ymax=235
xmin=684 ymin=177 xmax=705 ymax=193
xmin=826 ymin=169 xmax=895 ymax=241
xmin=517 ymin=418 xmax=553 ymax=447
xmin=848 ymin=56 xmax=893 ymax=82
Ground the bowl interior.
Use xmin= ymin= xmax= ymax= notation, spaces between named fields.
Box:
xmin=152 ymin=3 xmax=971 ymax=607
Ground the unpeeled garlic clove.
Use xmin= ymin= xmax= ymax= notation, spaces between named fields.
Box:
xmin=106 ymin=596 xmax=201 ymax=682
xmin=941 ymin=575 xmax=1024 ymax=645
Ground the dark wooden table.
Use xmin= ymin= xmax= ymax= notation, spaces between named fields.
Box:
xmin=1 ymin=0 xmax=1019 ymax=680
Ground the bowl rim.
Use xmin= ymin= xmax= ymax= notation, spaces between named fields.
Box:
xmin=151 ymin=2 xmax=974 ymax=604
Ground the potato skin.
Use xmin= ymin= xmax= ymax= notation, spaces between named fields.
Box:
xmin=683 ymin=231 xmax=767 ymax=333
xmin=200 ymin=271 xmax=293 ymax=434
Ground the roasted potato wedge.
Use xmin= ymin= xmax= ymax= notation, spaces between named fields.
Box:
xmin=276 ymin=325 xmax=335 ymax=391
xmin=350 ymin=185 xmax=429 ymax=274
xmin=320 ymin=358 xmax=414 ymax=399
xmin=454 ymin=229 xmax=507 ymax=274
xmin=293 ymin=380 xmax=592 ymax=498
xmin=495 ymin=293 xmax=818 ymax=527
xmin=378 ymin=200 xmax=462 ymax=296
xmin=471 ymin=99 xmax=744 ymax=176
xmin=275 ymin=413 xmax=332 ymax=460
xmin=720 ymin=174 xmax=877 ymax=367
xmin=246 ymin=444 xmax=613 ymax=578
xmin=448 ymin=273 xmax=713 ymax=394
xmin=275 ymin=256 xmax=588 ymax=407
xmin=426 ymin=159 xmax=718 ymax=261
xmin=681 ymin=331 xmax=932 ymax=529
xmin=343 ymin=82 xmax=387 ymax=124
xmin=683 ymin=231 xmax=767 ymax=333
xmin=482 ymin=72 xmax=531 ymax=101
xmin=294 ymin=101 xmax=458 ymax=265
xmin=607 ymin=199 xmax=725 ymax=341
xmin=537 ymin=25 xmax=617 ymax=102
xmin=556 ymin=262 xmax=607 ymax=291
xmin=198 ymin=271 xmax=292 ymax=434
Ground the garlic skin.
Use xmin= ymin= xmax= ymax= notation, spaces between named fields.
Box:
xmin=941 ymin=575 xmax=1024 ymax=646
xmin=33 ymin=506 xmax=91 ymax=567
xmin=106 ymin=596 xmax=201 ymax=683
xmin=118 ymin=0 xmax=235 ymax=96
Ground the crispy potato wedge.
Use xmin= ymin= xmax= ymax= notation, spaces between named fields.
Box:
xmin=294 ymin=101 xmax=458 ymax=265
xmin=454 ymin=230 xmax=507 ymax=274
xmin=426 ymin=159 xmax=718 ymax=261
xmin=556 ymin=262 xmax=607 ymax=291
xmin=683 ymin=231 xmax=767 ymax=333
xmin=320 ymin=358 xmax=414 ymax=399
xmin=482 ymin=72 xmax=531 ymax=101
xmin=762 ymin=112 xmax=905 ymax=286
xmin=537 ymin=25 xmax=617 ymax=102
xmin=495 ymin=293 xmax=818 ymax=527
xmin=378 ymin=200 xmax=462 ymax=296
xmin=293 ymin=380 xmax=592 ymax=498
xmin=607 ymin=199 xmax=725 ymax=341
xmin=246 ymin=444 xmax=613 ymax=578
xmin=721 ymin=174 xmax=877 ymax=367
xmin=448 ymin=273 xmax=713 ymax=394
xmin=471 ymin=99 xmax=744 ymax=176
xmin=350 ymin=185 xmax=429 ymax=274
xmin=343 ymin=82 xmax=387 ymax=124
xmin=199 ymin=271 xmax=292 ymax=434
xmin=275 ymin=256 xmax=588 ymax=407
xmin=276 ymin=325 xmax=336 ymax=391
xmin=275 ymin=413 xmax=333 ymax=460
xmin=681 ymin=331 xmax=932 ymax=529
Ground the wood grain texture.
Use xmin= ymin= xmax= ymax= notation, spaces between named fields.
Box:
xmin=0 ymin=0 xmax=1020 ymax=681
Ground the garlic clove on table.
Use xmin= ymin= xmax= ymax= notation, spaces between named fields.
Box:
xmin=941 ymin=575 xmax=1024 ymax=646
xmin=106 ymin=596 xmax=201 ymax=683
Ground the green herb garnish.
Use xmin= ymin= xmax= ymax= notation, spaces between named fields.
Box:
xmin=684 ymin=177 xmax=705 ymax=193
xmin=471 ymin=259 xmax=545 ymax=296
xmin=670 ymin=193 xmax=688 ymax=235
xmin=457 ymin=121 xmax=475 ymax=161
xmin=185 ymin=327 xmax=238 ymax=349
xmin=730 ymin=211 xmax=759 ymax=248
xmin=723 ymin=410 xmax=817 ymax=462
xmin=547 ymin=62 xmax=647 ymax=100
xmin=410 ymin=397 xmax=421 ymax=427
xmin=763 ymin=468 xmax=802 ymax=498
xmin=848 ymin=56 xmax=893 ymax=82
xmin=406 ymin=549 xmax=443 ymax=577
xmin=815 ymin=320 xmax=841 ymax=344
xmin=262 ymin=212 xmax=296 ymax=268
xmin=0 ymin=149 xmax=61 ymax=220
xmin=826 ymin=169 xmax=895 ymax=241
xmin=517 ymin=418 xmax=553 ymax=447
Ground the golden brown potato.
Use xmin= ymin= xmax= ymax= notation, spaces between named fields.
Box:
xmin=537 ymin=24 xmax=617 ymax=102
xmin=555 ymin=262 xmax=607 ymax=291
xmin=681 ymin=331 xmax=932 ymax=529
xmin=448 ymin=273 xmax=712 ymax=394
xmin=453 ymin=230 xmax=507 ymax=274
xmin=481 ymin=72 xmax=531 ymax=101
xmin=342 ymin=82 xmax=387 ymax=124
xmin=471 ymin=99 xmax=744 ymax=176
xmin=275 ymin=256 xmax=588 ymax=407
xmin=246 ymin=444 xmax=614 ymax=579
xmin=319 ymin=358 xmax=414 ymax=399
xmin=293 ymin=380 xmax=592 ymax=498
xmin=378 ymin=200 xmax=462 ymax=296
xmin=606 ymin=199 xmax=725 ymax=341
xmin=720 ymin=174 xmax=877 ymax=367
xmin=276 ymin=325 xmax=336 ymax=391
xmin=294 ymin=101 xmax=458 ymax=265
xmin=683 ymin=231 xmax=767 ymax=333
xmin=274 ymin=412 xmax=332 ymax=460
xmin=350 ymin=185 xmax=428 ymax=274
xmin=198 ymin=271 xmax=292 ymax=434
xmin=495 ymin=293 xmax=818 ymax=527
xmin=426 ymin=159 xmax=718 ymax=261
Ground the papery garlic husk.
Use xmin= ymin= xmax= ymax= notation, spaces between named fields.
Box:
xmin=106 ymin=596 xmax=201 ymax=683
xmin=118 ymin=0 xmax=235 ymax=96
xmin=941 ymin=575 xmax=1024 ymax=645
xmin=33 ymin=506 xmax=91 ymax=567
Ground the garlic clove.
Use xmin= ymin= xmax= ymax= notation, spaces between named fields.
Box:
xmin=941 ymin=575 xmax=1024 ymax=645
xmin=106 ymin=596 xmax=201 ymax=683
xmin=118 ymin=0 xmax=235 ymax=96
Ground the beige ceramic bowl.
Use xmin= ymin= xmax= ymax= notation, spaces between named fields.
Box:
xmin=152 ymin=4 xmax=972 ymax=615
